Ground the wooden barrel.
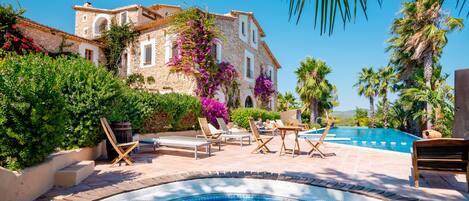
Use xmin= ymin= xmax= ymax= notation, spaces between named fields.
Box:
xmin=106 ymin=122 xmax=133 ymax=161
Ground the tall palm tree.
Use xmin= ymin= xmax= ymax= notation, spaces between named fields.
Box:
xmin=295 ymin=57 xmax=333 ymax=124
xmin=287 ymin=0 xmax=468 ymax=35
xmin=355 ymin=67 xmax=379 ymax=127
xmin=278 ymin=91 xmax=297 ymax=111
xmin=388 ymin=0 xmax=463 ymax=129
xmin=377 ymin=66 xmax=397 ymax=128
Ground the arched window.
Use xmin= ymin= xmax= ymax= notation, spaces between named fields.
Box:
xmin=93 ymin=16 xmax=109 ymax=37
xmin=211 ymin=39 xmax=222 ymax=63
xmin=245 ymin=96 xmax=253 ymax=108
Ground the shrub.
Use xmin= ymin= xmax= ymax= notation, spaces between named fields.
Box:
xmin=119 ymin=91 xmax=201 ymax=133
xmin=143 ymin=93 xmax=201 ymax=132
xmin=56 ymin=56 xmax=124 ymax=149
xmin=201 ymin=97 xmax=229 ymax=128
xmin=230 ymin=108 xmax=280 ymax=129
xmin=0 ymin=53 xmax=67 ymax=170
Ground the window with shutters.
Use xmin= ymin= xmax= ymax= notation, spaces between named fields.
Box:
xmin=85 ymin=49 xmax=93 ymax=61
xmin=140 ymin=39 xmax=155 ymax=67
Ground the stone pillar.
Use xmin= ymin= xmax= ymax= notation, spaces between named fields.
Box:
xmin=453 ymin=68 xmax=469 ymax=139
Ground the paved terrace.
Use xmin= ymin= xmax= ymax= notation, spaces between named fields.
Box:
xmin=40 ymin=133 xmax=469 ymax=201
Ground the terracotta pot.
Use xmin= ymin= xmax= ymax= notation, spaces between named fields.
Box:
xmin=422 ymin=130 xmax=442 ymax=139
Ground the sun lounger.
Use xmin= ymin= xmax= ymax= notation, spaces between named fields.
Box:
xmin=198 ymin=118 xmax=222 ymax=150
xmin=140 ymin=136 xmax=211 ymax=160
xmin=216 ymin=118 xmax=251 ymax=147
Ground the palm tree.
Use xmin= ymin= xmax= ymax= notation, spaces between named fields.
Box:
xmin=287 ymin=0 xmax=468 ymax=35
xmin=278 ymin=91 xmax=297 ymax=111
xmin=355 ymin=67 xmax=379 ymax=127
xmin=295 ymin=57 xmax=333 ymax=124
xmin=377 ymin=66 xmax=397 ymax=128
xmin=388 ymin=0 xmax=463 ymax=129
xmin=400 ymin=66 xmax=454 ymax=135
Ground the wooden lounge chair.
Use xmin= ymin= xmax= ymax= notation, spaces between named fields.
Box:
xmin=100 ymin=118 xmax=139 ymax=166
xmin=412 ymin=138 xmax=469 ymax=191
xmin=304 ymin=121 xmax=332 ymax=158
xmin=198 ymin=118 xmax=222 ymax=151
xmin=249 ymin=118 xmax=273 ymax=154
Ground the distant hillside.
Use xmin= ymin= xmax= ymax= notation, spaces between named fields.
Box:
xmin=332 ymin=110 xmax=356 ymax=119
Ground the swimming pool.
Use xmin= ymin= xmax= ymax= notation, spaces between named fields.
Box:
xmin=302 ymin=127 xmax=421 ymax=153
xmin=101 ymin=178 xmax=380 ymax=201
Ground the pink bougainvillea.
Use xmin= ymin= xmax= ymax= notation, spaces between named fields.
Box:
xmin=167 ymin=8 xmax=237 ymax=98
xmin=200 ymin=97 xmax=229 ymax=128
xmin=254 ymin=73 xmax=276 ymax=107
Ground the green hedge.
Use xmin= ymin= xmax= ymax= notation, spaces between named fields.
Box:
xmin=58 ymin=56 xmax=124 ymax=149
xmin=115 ymin=91 xmax=201 ymax=133
xmin=230 ymin=108 xmax=280 ymax=129
xmin=0 ymin=53 xmax=202 ymax=170
xmin=0 ymin=54 xmax=67 ymax=170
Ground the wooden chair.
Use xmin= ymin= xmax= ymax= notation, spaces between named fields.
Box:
xmin=412 ymin=138 xmax=469 ymax=192
xmin=249 ymin=118 xmax=273 ymax=154
xmin=100 ymin=118 xmax=139 ymax=166
xmin=198 ymin=118 xmax=222 ymax=151
xmin=304 ymin=121 xmax=332 ymax=158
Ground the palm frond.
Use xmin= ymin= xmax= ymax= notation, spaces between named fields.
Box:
xmin=289 ymin=0 xmax=469 ymax=35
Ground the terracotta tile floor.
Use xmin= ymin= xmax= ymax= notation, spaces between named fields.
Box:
xmin=43 ymin=134 xmax=469 ymax=201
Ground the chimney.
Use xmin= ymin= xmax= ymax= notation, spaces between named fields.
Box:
xmin=84 ymin=2 xmax=92 ymax=7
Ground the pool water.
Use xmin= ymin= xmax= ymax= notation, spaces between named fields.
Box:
xmin=102 ymin=178 xmax=380 ymax=201
xmin=303 ymin=127 xmax=421 ymax=153
xmin=170 ymin=193 xmax=298 ymax=201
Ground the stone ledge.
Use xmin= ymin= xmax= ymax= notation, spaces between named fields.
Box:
xmin=51 ymin=171 xmax=418 ymax=201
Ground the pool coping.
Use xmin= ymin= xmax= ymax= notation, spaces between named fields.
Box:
xmin=56 ymin=171 xmax=419 ymax=201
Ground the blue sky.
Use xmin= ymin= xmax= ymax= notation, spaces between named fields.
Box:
xmin=6 ymin=0 xmax=469 ymax=111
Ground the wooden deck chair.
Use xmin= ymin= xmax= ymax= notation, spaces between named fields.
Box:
xmin=249 ymin=118 xmax=273 ymax=154
xmin=305 ymin=121 xmax=332 ymax=158
xmin=198 ymin=118 xmax=222 ymax=151
xmin=100 ymin=118 xmax=139 ymax=166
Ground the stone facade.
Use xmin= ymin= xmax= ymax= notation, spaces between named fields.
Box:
xmin=73 ymin=3 xmax=280 ymax=111
xmin=18 ymin=17 xmax=105 ymax=66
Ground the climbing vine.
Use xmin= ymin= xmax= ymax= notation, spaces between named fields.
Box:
xmin=254 ymin=72 xmax=276 ymax=109
xmin=103 ymin=21 xmax=138 ymax=75
xmin=168 ymin=7 xmax=238 ymax=98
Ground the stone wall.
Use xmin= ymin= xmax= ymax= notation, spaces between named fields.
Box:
xmin=18 ymin=21 xmax=106 ymax=66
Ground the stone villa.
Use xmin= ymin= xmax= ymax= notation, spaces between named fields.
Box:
xmin=19 ymin=2 xmax=281 ymax=110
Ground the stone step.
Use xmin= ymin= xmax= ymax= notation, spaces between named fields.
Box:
xmin=54 ymin=161 xmax=95 ymax=187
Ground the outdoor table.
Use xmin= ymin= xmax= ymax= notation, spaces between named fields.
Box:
xmin=277 ymin=126 xmax=303 ymax=157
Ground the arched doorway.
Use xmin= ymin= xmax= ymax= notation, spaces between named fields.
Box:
xmin=245 ymin=96 xmax=253 ymax=108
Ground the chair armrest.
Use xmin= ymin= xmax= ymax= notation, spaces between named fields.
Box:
xmin=117 ymin=141 xmax=139 ymax=147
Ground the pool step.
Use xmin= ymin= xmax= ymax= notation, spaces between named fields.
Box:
xmin=352 ymin=141 xmax=409 ymax=146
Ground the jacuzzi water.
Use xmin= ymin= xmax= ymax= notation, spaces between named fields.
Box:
xmin=169 ymin=193 xmax=298 ymax=201
xmin=101 ymin=178 xmax=379 ymax=201
xmin=302 ymin=127 xmax=421 ymax=153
